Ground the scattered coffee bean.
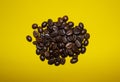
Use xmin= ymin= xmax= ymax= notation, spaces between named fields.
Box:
xmin=26 ymin=35 xmax=32 ymax=42
xmin=26 ymin=15 xmax=90 ymax=66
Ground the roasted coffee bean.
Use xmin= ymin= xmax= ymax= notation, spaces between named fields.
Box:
xmin=26 ymin=35 xmax=32 ymax=42
xmin=33 ymin=31 xmax=39 ymax=38
xmin=55 ymin=61 xmax=60 ymax=66
xmin=59 ymin=29 xmax=66 ymax=36
xmin=68 ymin=22 xmax=74 ymax=27
xmin=73 ymin=28 xmax=80 ymax=35
xmin=81 ymin=47 xmax=86 ymax=54
xmin=66 ymin=29 xmax=73 ymax=36
xmin=84 ymin=33 xmax=90 ymax=39
xmin=78 ymin=22 xmax=84 ymax=29
xmin=75 ymin=40 xmax=82 ymax=48
xmin=65 ymin=42 xmax=73 ymax=49
xmin=32 ymin=41 xmax=37 ymax=45
xmin=60 ymin=58 xmax=66 ymax=65
xmin=62 ymin=36 xmax=68 ymax=43
xmin=48 ymin=19 xmax=54 ymax=26
xmin=72 ymin=35 xmax=77 ymax=41
xmin=45 ymin=51 xmax=50 ymax=58
xmin=41 ymin=21 xmax=47 ymax=27
xmin=32 ymin=23 xmax=38 ymax=29
xmin=68 ymin=49 xmax=74 ymax=57
xmin=63 ymin=15 xmax=68 ymax=22
xmin=40 ymin=54 xmax=45 ymax=61
xmin=67 ymin=36 xmax=74 ymax=42
xmin=70 ymin=58 xmax=78 ymax=64
xmin=38 ymin=27 xmax=43 ymax=33
xmin=48 ymin=58 xmax=55 ymax=65
xmin=58 ymin=17 xmax=64 ymax=23
xmin=81 ymin=29 xmax=87 ymax=35
xmin=83 ymin=40 xmax=89 ymax=46
xmin=36 ymin=49 xmax=40 ymax=55
xmin=72 ymin=55 xmax=78 ymax=59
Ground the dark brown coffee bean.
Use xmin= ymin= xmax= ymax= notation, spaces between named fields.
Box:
xmin=73 ymin=35 xmax=77 ymax=41
xmin=84 ymin=40 xmax=89 ymax=46
xmin=84 ymin=33 xmax=90 ymax=39
xmin=66 ymin=29 xmax=73 ymax=36
xmin=58 ymin=43 xmax=65 ymax=48
xmin=81 ymin=47 xmax=86 ymax=54
xmin=33 ymin=31 xmax=39 ymax=38
xmin=38 ymin=27 xmax=43 ymax=33
xmin=58 ymin=17 xmax=63 ymax=23
xmin=32 ymin=41 xmax=37 ymax=45
xmin=81 ymin=29 xmax=87 ymax=35
xmin=63 ymin=15 xmax=68 ymax=22
xmin=36 ymin=49 xmax=40 ymax=55
xmin=40 ymin=54 xmax=45 ymax=61
xmin=68 ymin=49 xmax=74 ymax=57
xmin=61 ymin=58 xmax=66 ymax=65
xmin=78 ymin=22 xmax=84 ymax=29
xmin=67 ymin=36 xmax=74 ymax=42
xmin=41 ymin=21 xmax=47 ymax=27
xmin=68 ymin=22 xmax=74 ymax=27
xmin=70 ymin=58 xmax=78 ymax=64
xmin=65 ymin=42 xmax=73 ymax=49
xmin=75 ymin=40 xmax=82 ymax=48
xmin=55 ymin=61 xmax=60 ymax=66
xmin=48 ymin=19 xmax=54 ymax=26
xmin=26 ymin=35 xmax=32 ymax=42
xmin=72 ymin=55 xmax=78 ymax=59
xmin=45 ymin=51 xmax=50 ymax=58
xmin=59 ymin=29 xmax=66 ymax=36
xmin=73 ymin=28 xmax=80 ymax=35
xmin=62 ymin=36 xmax=68 ymax=43
xmin=48 ymin=58 xmax=55 ymax=65
xmin=72 ymin=45 xmax=79 ymax=53
xmin=32 ymin=23 xmax=38 ymax=29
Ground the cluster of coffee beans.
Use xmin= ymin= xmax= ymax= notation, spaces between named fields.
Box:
xmin=26 ymin=15 xmax=90 ymax=66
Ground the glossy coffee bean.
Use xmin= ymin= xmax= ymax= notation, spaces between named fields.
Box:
xmin=48 ymin=19 xmax=54 ymax=26
xmin=38 ymin=27 xmax=43 ymax=33
xmin=63 ymin=15 xmax=68 ymax=22
xmin=26 ymin=35 xmax=32 ymax=42
xmin=48 ymin=58 xmax=55 ymax=65
xmin=41 ymin=21 xmax=47 ymax=27
xmin=33 ymin=31 xmax=39 ymax=38
xmin=65 ymin=42 xmax=73 ymax=49
xmin=73 ymin=28 xmax=80 ymax=35
xmin=84 ymin=33 xmax=90 ymax=39
xmin=70 ymin=58 xmax=78 ymax=64
xmin=40 ymin=54 xmax=45 ymax=61
xmin=81 ymin=29 xmax=87 ymax=35
xmin=78 ymin=22 xmax=84 ymax=29
xmin=36 ymin=49 xmax=40 ymax=55
xmin=68 ymin=22 xmax=74 ymax=27
xmin=45 ymin=51 xmax=50 ymax=58
xmin=84 ymin=40 xmax=89 ymax=46
xmin=32 ymin=23 xmax=38 ymax=29
xmin=66 ymin=29 xmax=73 ymax=36
xmin=81 ymin=47 xmax=86 ymax=54
xmin=75 ymin=40 xmax=82 ymax=48
xmin=58 ymin=17 xmax=63 ymax=23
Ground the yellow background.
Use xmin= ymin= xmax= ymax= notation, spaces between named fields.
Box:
xmin=0 ymin=0 xmax=120 ymax=82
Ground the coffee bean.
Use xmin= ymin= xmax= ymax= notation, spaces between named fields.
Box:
xmin=40 ymin=54 xmax=45 ymax=61
xmin=62 ymin=36 xmax=68 ymax=43
xmin=66 ymin=29 xmax=73 ymax=36
xmin=83 ymin=40 xmax=89 ymax=46
xmin=65 ymin=42 xmax=73 ymax=49
xmin=63 ymin=15 xmax=68 ymax=22
xmin=78 ymin=22 xmax=84 ymax=29
xmin=81 ymin=29 xmax=87 ymax=35
xmin=32 ymin=23 xmax=38 ymax=29
xmin=42 ymin=21 xmax=47 ymax=27
xmin=33 ymin=31 xmax=39 ymax=38
xmin=73 ymin=28 xmax=80 ymax=35
xmin=59 ymin=29 xmax=66 ymax=36
xmin=61 ymin=58 xmax=66 ymax=65
xmin=48 ymin=58 xmax=55 ymax=65
xmin=36 ymin=49 xmax=40 ymax=55
xmin=38 ymin=27 xmax=43 ymax=33
xmin=75 ymin=40 xmax=82 ymax=48
xmin=81 ymin=47 xmax=86 ymax=54
xmin=70 ymin=58 xmax=78 ymax=64
xmin=68 ymin=49 xmax=74 ymax=57
xmin=26 ymin=35 xmax=32 ymax=42
xmin=45 ymin=51 xmax=50 ymax=59
xmin=48 ymin=19 xmax=54 ymax=26
xmin=58 ymin=17 xmax=63 ymax=23
xmin=84 ymin=33 xmax=90 ymax=39
xmin=68 ymin=22 xmax=74 ymax=27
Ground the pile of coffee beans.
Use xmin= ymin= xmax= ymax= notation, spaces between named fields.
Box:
xmin=26 ymin=15 xmax=90 ymax=66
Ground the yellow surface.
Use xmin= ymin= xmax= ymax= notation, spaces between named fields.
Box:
xmin=0 ymin=0 xmax=120 ymax=82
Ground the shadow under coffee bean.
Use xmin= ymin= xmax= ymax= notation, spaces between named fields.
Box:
xmin=26 ymin=15 xmax=90 ymax=66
